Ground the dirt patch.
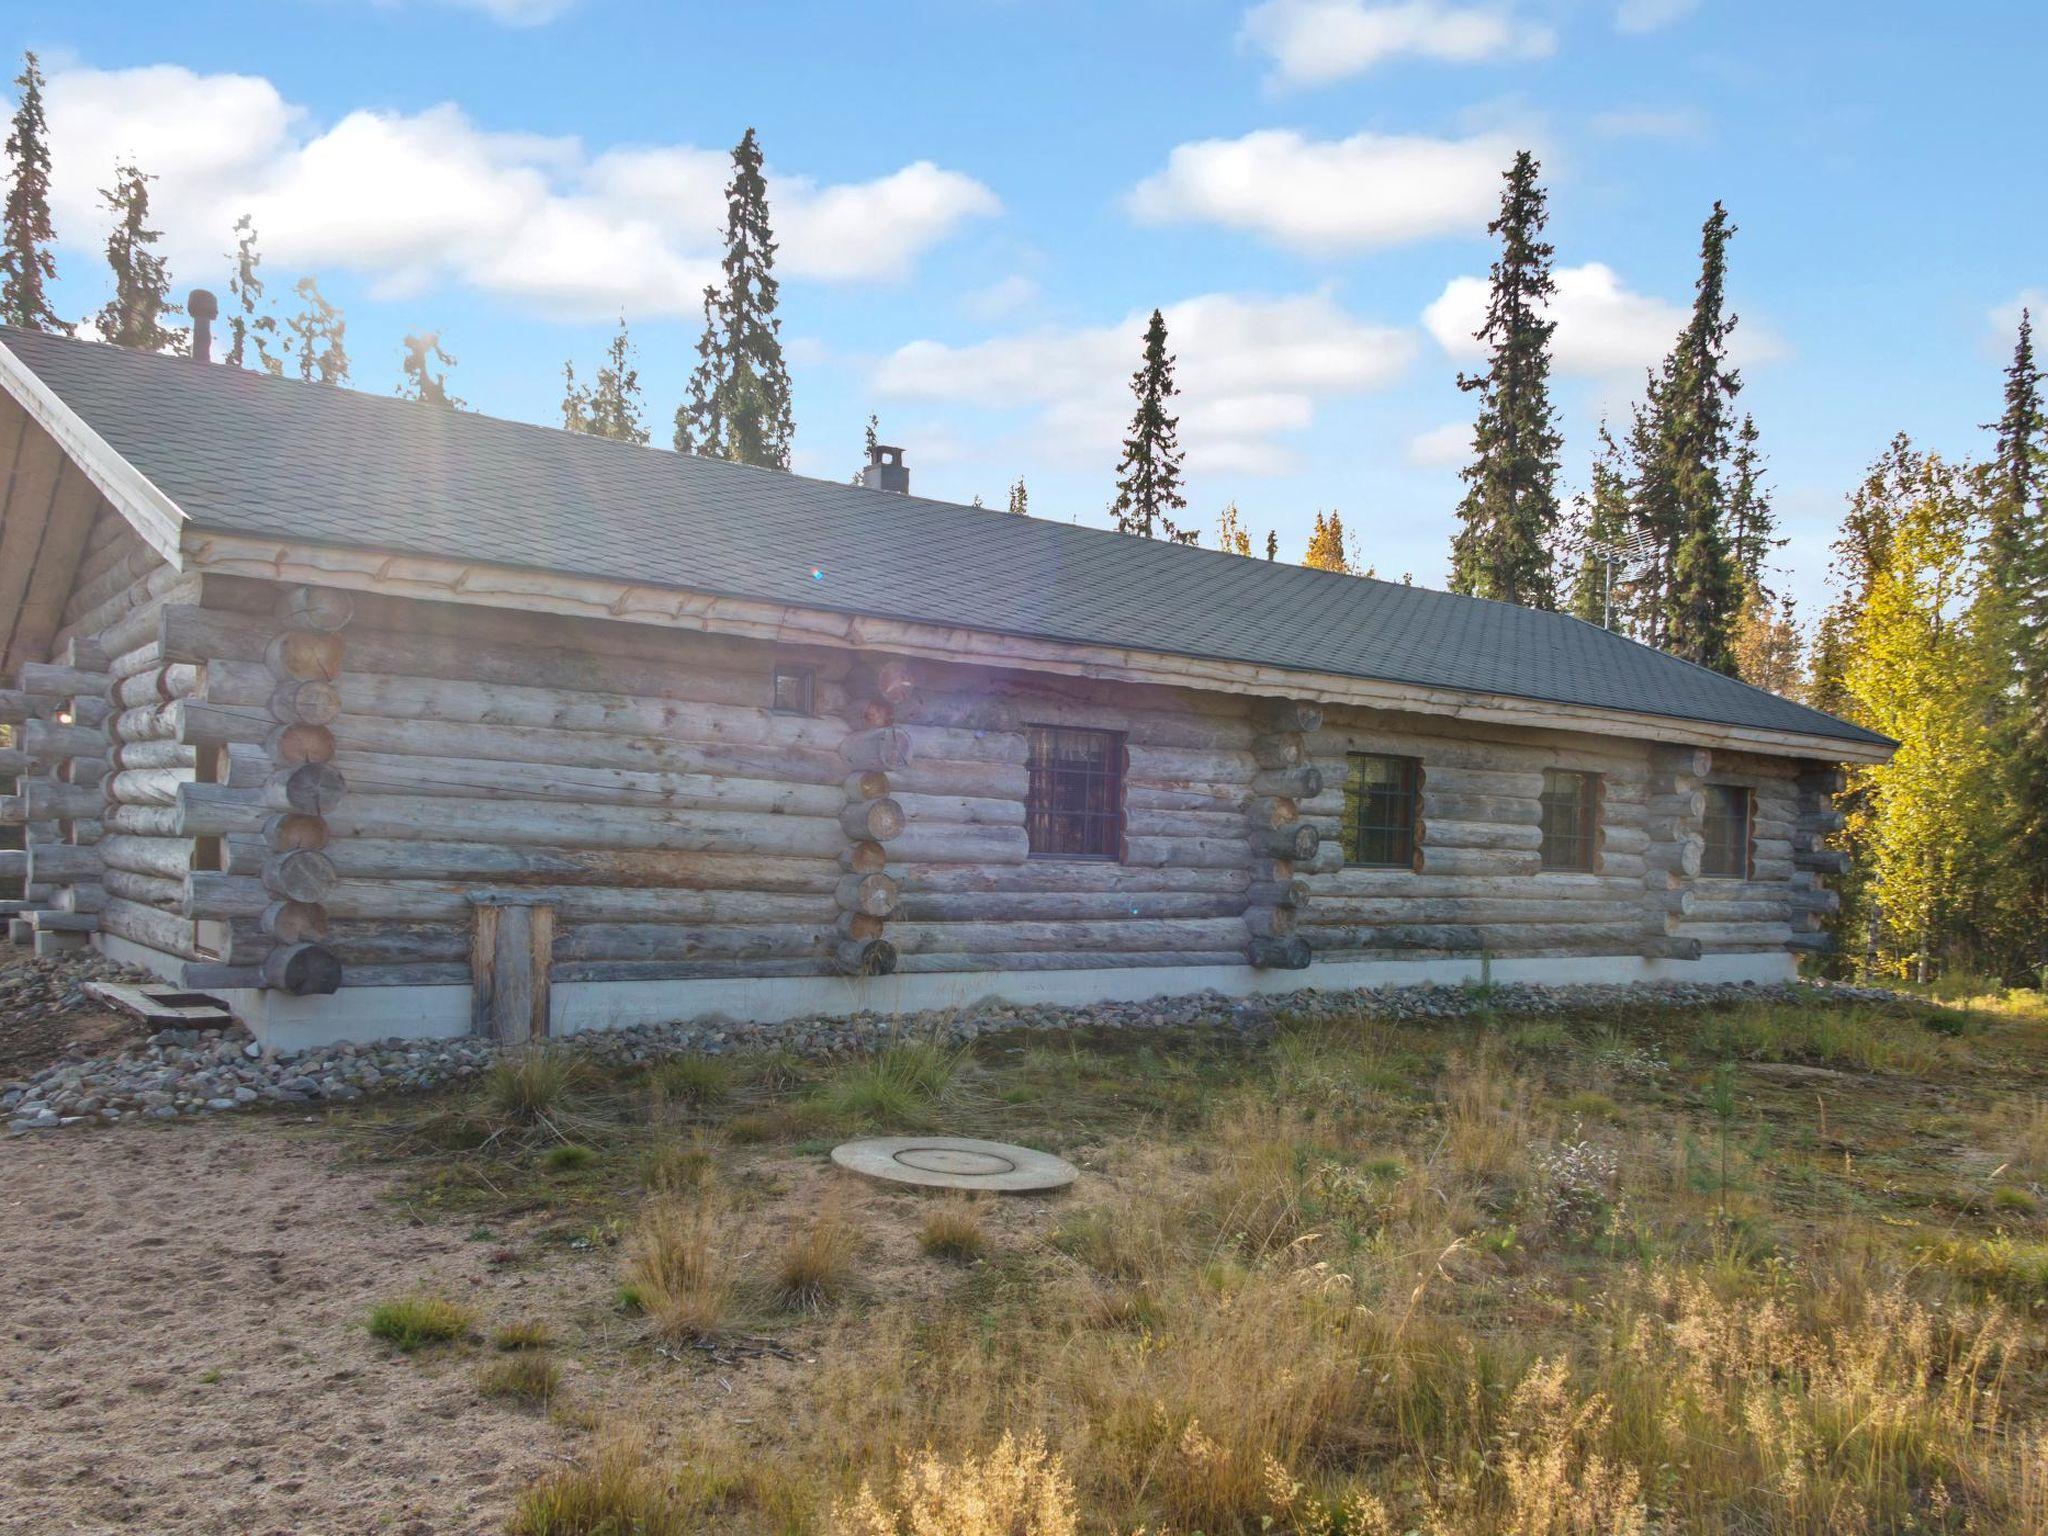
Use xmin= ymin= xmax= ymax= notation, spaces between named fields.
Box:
xmin=0 ymin=950 xmax=156 ymax=1084
xmin=0 ymin=1115 xmax=578 ymax=1534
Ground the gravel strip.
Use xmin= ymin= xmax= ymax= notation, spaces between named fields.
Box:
xmin=3 ymin=967 xmax=1907 ymax=1134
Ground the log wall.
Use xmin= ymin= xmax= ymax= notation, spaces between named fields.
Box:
xmin=5 ymin=556 xmax=1849 ymax=1002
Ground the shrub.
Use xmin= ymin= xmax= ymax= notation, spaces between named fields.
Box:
xmin=485 ymin=1047 xmax=585 ymax=1123
xmin=478 ymin=1352 xmax=561 ymax=1405
xmin=622 ymin=1195 xmax=739 ymax=1341
xmin=494 ymin=1319 xmax=554 ymax=1351
xmin=641 ymin=1135 xmax=716 ymax=1196
xmin=367 ymin=1294 xmax=472 ymax=1352
xmin=776 ymin=1207 xmax=859 ymax=1312
xmin=1534 ymin=1138 xmax=1621 ymax=1236
xmin=919 ymin=1198 xmax=987 ymax=1263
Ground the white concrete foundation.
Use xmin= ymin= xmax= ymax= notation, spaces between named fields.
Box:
xmin=92 ymin=937 xmax=1800 ymax=1054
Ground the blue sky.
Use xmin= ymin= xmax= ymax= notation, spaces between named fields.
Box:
xmin=9 ymin=1 xmax=2043 ymax=617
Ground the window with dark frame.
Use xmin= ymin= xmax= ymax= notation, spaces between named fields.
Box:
xmin=1538 ymin=769 xmax=1600 ymax=871
xmin=1025 ymin=725 xmax=1124 ymax=860
xmin=1342 ymin=752 xmax=1421 ymax=868
xmin=1702 ymin=783 xmax=1753 ymax=879
xmin=771 ymin=665 xmax=814 ymax=716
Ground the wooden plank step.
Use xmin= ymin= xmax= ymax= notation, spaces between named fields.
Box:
xmin=83 ymin=981 xmax=236 ymax=1028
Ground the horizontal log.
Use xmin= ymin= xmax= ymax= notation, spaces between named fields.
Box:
xmin=333 ymin=710 xmax=847 ymax=785
xmin=25 ymin=843 xmax=100 ymax=884
xmin=898 ymin=949 xmax=1249 ymax=975
xmin=98 ymin=834 xmax=194 ymax=879
xmin=1124 ymin=807 xmax=1255 ymax=841
xmin=22 ymin=781 xmax=102 ymax=820
xmin=100 ymin=895 xmax=204 ymax=960
xmin=103 ymin=868 xmax=179 ymax=911
xmin=1411 ymin=765 xmax=1544 ymax=799
xmin=106 ymin=767 xmax=189 ymax=807
xmin=1420 ymin=790 xmax=1541 ymax=826
xmin=886 ymin=758 xmax=1027 ymax=802
xmin=315 ymin=794 xmax=848 ymax=859
xmin=20 ymin=719 xmax=105 ymax=761
xmin=330 ymin=749 xmax=845 ymax=818
xmin=842 ymin=728 xmax=912 ymax=772
xmin=1599 ymin=825 xmax=1650 ymax=855
xmin=1125 ymin=746 xmax=1257 ymax=783
xmin=1417 ymin=820 xmax=1542 ymax=852
xmin=1245 ymin=877 xmax=1310 ymax=908
xmin=1650 ymin=790 xmax=1706 ymax=821
xmin=897 ymin=862 xmax=1248 ymax=895
xmin=1250 ymin=765 xmax=1323 ymax=800
xmin=1244 ymin=905 xmax=1297 ymax=938
xmin=27 ymin=910 xmax=98 ymax=932
xmin=1642 ymin=936 xmax=1703 ymax=961
xmin=1251 ymin=735 xmax=1305 ymax=770
xmin=1307 ymin=897 xmax=1645 ymax=925
xmin=103 ymin=804 xmax=182 ymax=838
xmin=1786 ymin=931 xmax=1833 ymax=953
xmin=552 ymin=921 xmax=835 ymax=963
xmin=1258 ymin=699 xmax=1323 ymax=734
xmin=891 ymin=917 xmax=1250 ymax=955
xmin=1121 ymin=835 xmax=1253 ymax=870
xmin=1793 ymin=847 xmax=1850 ymax=875
xmin=0 ymin=690 xmax=48 ymax=724
xmin=1672 ymin=920 xmax=1795 ymax=946
xmin=891 ymin=790 xmax=1023 ymax=827
xmin=173 ymin=784 xmax=266 ymax=837
xmin=0 ymin=748 xmax=27 ymax=775
xmin=885 ymin=822 xmax=1030 ymax=866
xmin=186 ymin=870 xmax=837 ymax=926
xmin=1417 ymin=847 xmax=1540 ymax=877
xmin=897 ymin=891 xmax=1244 ymax=923
xmin=18 ymin=663 xmax=109 ymax=697
xmin=110 ymin=739 xmax=197 ymax=772
xmin=54 ymin=882 xmax=108 ymax=914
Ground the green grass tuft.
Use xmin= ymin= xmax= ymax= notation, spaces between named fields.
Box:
xmin=367 ymin=1294 xmax=473 ymax=1352
xmin=478 ymin=1351 xmax=562 ymax=1405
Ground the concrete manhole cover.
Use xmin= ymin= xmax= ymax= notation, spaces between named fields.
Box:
xmin=830 ymin=1136 xmax=1079 ymax=1193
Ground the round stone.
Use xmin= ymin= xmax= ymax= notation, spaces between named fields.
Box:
xmin=830 ymin=1136 xmax=1079 ymax=1193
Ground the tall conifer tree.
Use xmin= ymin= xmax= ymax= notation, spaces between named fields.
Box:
xmin=95 ymin=163 xmax=184 ymax=353
xmin=564 ymin=319 xmax=647 ymax=444
xmin=1726 ymin=412 xmax=1779 ymax=595
xmin=225 ymin=215 xmax=281 ymax=374
xmin=1 ymin=52 xmax=65 ymax=333
xmin=1007 ymin=477 xmax=1029 ymax=516
xmin=1449 ymin=151 xmax=1561 ymax=607
xmin=1108 ymin=309 xmax=1194 ymax=544
xmin=675 ymin=129 xmax=793 ymax=468
xmin=1645 ymin=202 xmax=1744 ymax=672
xmin=1565 ymin=421 xmax=1637 ymax=629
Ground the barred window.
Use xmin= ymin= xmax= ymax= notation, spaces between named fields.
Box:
xmin=1702 ymin=783 xmax=1753 ymax=879
xmin=771 ymin=665 xmax=814 ymax=716
xmin=1342 ymin=753 xmax=1420 ymax=868
xmin=1025 ymin=726 xmax=1124 ymax=860
xmin=1539 ymin=769 xmax=1600 ymax=871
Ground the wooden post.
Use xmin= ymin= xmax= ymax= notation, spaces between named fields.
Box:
xmin=1244 ymin=701 xmax=1317 ymax=969
xmin=471 ymin=898 xmax=555 ymax=1042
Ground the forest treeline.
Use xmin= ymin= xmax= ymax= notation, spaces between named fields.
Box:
xmin=3 ymin=52 xmax=2040 ymax=985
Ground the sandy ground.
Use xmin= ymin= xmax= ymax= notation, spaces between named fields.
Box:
xmin=0 ymin=1115 xmax=575 ymax=1535
xmin=0 ymin=1107 xmax=1080 ymax=1534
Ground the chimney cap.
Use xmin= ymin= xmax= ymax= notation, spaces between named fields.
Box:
xmin=187 ymin=288 xmax=219 ymax=320
xmin=861 ymin=442 xmax=909 ymax=495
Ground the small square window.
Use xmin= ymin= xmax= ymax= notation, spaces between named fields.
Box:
xmin=771 ymin=666 xmax=814 ymax=716
xmin=1025 ymin=725 xmax=1124 ymax=860
xmin=1702 ymin=783 xmax=1753 ymax=879
xmin=1343 ymin=753 xmax=1420 ymax=868
xmin=1539 ymin=769 xmax=1600 ymax=871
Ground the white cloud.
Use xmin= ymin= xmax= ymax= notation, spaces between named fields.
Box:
xmin=962 ymin=273 xmax=1041 ymax=321
xmin=1990 ymin=289 xmax=2047 ymax=336
xmin=1240 ymin=0 xmax=1555 ymax=87
xmin=1424 ymin=261 xmax=1785 ymax=377
xmin=1614 ymin=0 xmax=1700 ymax=33
xmin=446 ymin=0 xmax=580 ymax=22
xmin=1130 ymin=129 xmax=1513 ymax=255
xmin=36 ymin=62 xmax=998 ymax=321
xmin=1407 ymin=420 xmax=1471 ymax=467
xmin=875 ymin=292 xmax=1414 ymax=477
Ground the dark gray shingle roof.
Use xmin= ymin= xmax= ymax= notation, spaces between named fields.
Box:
xmin=2 ymin=327 xmax=1887 ymax=749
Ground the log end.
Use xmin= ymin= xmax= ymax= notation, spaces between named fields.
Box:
xmin=260 ymin=942 xmax=343 ymax=995
xmin=1248 ymin=934 xmax=1312 ymax=970
xmin=833 ymin=938 xmax=899 ymax=977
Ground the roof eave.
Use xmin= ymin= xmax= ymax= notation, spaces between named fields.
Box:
xmin=184 ymin=528 xmax=1898 ymax=765
xmin=0 ymin=334 xmax=189 ymax=567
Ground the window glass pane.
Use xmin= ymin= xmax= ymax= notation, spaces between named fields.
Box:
xmin=771 ymin=667 xmax=813 ymax=716
xmin=1344 ymin=753 xmax=1419 ymax=867
xmin=1702 ymin=783 xmax=1751 ymax=878
xmin=1026 ymin=726 xmax=1124 ymax=859
xmin=1539 ymin=769 xmax=1598 ymax=870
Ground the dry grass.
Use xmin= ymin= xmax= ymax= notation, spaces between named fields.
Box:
xmin=478 ymin=1351 xmax=562 ymax=1406
xmin=918 ymin=1197 xmax=988 ymax=1262
xmin=621 ymin=1192 xmax=741 ymax=1342
xmin=397 ymin=984 xmax=2048 ymax=1534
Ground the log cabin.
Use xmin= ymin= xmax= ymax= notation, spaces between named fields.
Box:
xmin=0 ymin=323 xmax=1891 ymax=1051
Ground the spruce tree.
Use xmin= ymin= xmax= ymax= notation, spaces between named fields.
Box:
xmin=1108 ymin=309 xmax=1194 ymax=544
xmin=1565 ymin=421 xmax=1636 ymax=629
xmin=563 ymin=319 xmax=647 ymax=444
xmin=674 ymin=129 xmax=793 ymax=468
xmin=1007 ymin=477 xmax=1029 ymax=516
xmin=224 ymin=215 xmax=280 ymax=374
xmin=1731 ymin=587 xmax=1804 ymax=697
xmin=1726 ymin=412 xmax=1779 ymax=595
xmin=849 ymin=413 xmax=878 ymax=483
xmin=1448 ymin=151 xmax=1561 ymax=608
xmin=285 ymin=276 xmax=348 ymax=384
xmin=1651 ymin=202 xmax=1745 ymax=672
xmin=1 ymin=51 xmax=65 ymax=333
xmin=1265 ymin=529 xmax=1278 ymax=561
xmin=398 ymin=330 xmax=462 ymax=407
xmin=95 ymin=163 xmax=184 ymax=353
